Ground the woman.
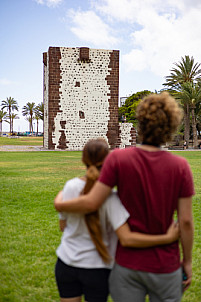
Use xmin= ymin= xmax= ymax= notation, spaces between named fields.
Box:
xmin=55 ymin=138 xmax=179 ymax=302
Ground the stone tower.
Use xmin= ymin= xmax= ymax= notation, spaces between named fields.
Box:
xmin=43 ymin=47 xmax=136 ymax=150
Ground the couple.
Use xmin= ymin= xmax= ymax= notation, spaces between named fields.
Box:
xmin=54 ymin=92 xmax=194 ymax=302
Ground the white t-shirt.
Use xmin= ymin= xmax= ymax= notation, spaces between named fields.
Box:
xmin=56 ymin=177 xmax=129 ymax=269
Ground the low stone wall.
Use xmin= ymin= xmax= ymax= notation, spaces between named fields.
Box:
xmin=118 ymin=123 xmax=136 ymax=148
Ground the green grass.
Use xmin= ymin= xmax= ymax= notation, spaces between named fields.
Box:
xmin=0 ymin=150 xmax=200 ymax=301
xmin=0 ymin=136 xmax=43 ymax=146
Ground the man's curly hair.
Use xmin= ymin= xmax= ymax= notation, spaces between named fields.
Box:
xmin=136 ymin=92 xmax=183 ymax=146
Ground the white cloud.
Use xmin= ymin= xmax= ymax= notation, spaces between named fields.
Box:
xmin=93 ymin=0 xmax=201 ymax=21
xmin=92 ymin=0 xmax=140 ymax=22
xmin=169 ymin=0 xmax=201 ymax=12
xmin=35 ymin=0 xmax=62 ymax=7
xmin=68 ymin=9 xmax=118 ymax=48
xmin=93 ymin=0 xmax=177 ymax=23
xmin=0 ymin=78 xmax=13 ymax=86
xmin=90 ymin=0 xmax=201 ymax=78
xmin=122 ymin=7 xmax=201 ymax=77
xmin=122 ymin=49 xmax=147 ymax=71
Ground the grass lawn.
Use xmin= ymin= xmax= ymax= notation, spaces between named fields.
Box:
xmin=0 ymin=150 xmax=200 ymax=301
xmin=0 ymin=136 xmax=43 ymax=146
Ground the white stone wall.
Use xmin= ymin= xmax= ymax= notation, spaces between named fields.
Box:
xmin=119 ymin=123 xmax=134 ymax=148
xmin=43 ymin=58 xmax=48 ymax=149
xmin=52 ymin=48 xmax=113 ymax=150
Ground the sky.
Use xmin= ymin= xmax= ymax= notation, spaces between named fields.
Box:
xmin=1 ymin=0 xmax=201 ymax=132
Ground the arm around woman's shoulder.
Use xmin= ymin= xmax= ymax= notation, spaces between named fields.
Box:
xmin=54 ymin=181 xmax=112 ymax=213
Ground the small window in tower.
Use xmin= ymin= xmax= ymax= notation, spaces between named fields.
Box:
xmin=79 ymin=111 xmax=85 ymax=119
xmin=78 ymin=47 xmax=91 ymax=63
xmin=75 ymin=81 xmax=80 ymax=87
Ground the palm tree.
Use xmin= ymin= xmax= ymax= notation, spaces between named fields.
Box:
xmin=194 ymin=84 xmax=201 ymax=140
xmin=175 ymin=82 xmax=201 ymax=148
xmin=164 ymin=55 xmax=201 ymax=90
xmin=25 ymin=117 xmax=32 ymax=133
xmin=1 ymin=97 xmax=19 ymax=135
xmin=22 ymin=102 xmax=35 ymax=135
xmin=0 ymin=110 xmax=8 ymax=136
xmin=34 ymin=102 xmax=44 ymax=136
xmin=163 ymin=56 xmax=201 ymax=146
xmin=35 ymin=102 xmax=44 ymax=120
xmin=196 ymin=109 xmax=201 ymax=141
xmin=10 ymin=113 xmax=19 ymax=134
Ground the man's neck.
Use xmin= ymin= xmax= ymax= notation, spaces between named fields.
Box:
xmin=138 ymin=144 xmax=161 ymax=152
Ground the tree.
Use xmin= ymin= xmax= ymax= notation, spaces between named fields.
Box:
xmin=34 ymin=114 xmax=40 ymax=136
xmin=194 ymin=87 xmax=201 ymax=139
xmin=22 ymin=102 xmax=35 ymax=135
xmin=119 ymin=90 xmax=152 ymax=127
xmin=25 ymin=117 xmax=32 ymax=133
xmin=34 ymin=102 xmax=44 ymax=135
xmin=10 ymin=113 xmax=19 ymax=134
xmin=174 ymin=82 xmax=201 ymax=148
xmin=1 ymin=97 xmax=19 ymax=135
xmin=35 ymin=102 xmax=44 ymax=120
xmin=164 ymin=55 xmax=201 ymax=90
xmin=0 ymin=110 xmax=8 ymax=136
xmin=163 ymin=56 xmax=201 ymax=146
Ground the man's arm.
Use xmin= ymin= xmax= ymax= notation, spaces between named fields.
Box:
xmin=54 ymin=181 xmax=112 ymax=213
xmin=178 ymin=196 xmax=194 ymax=291
xmin=116 ymin=221 xmax=179 ymax=248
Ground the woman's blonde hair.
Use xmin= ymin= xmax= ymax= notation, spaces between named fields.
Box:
xmin=82 ymin=138 xmax=111 ymax=263
xmin=136 ymin=92 xmax=183 ymax=146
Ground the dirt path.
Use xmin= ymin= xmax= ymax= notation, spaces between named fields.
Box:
xmin=0 ymin=145 xmax=45 ymax=152
xmin=0 ymin=145 xmax=200 ymax=152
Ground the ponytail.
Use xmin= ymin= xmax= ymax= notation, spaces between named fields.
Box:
xmin=82 ymin=139 xmax=111 ymax=263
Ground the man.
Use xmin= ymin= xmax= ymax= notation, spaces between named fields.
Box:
xmin=55 ymin=92 xmax=194 ymax=301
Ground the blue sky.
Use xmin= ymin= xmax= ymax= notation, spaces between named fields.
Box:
xmin=1 ymin=0 xmax=201 ymax=132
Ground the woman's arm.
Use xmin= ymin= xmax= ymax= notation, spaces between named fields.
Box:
xmin=116 ymin=221 xmax=179 ymax=248
xmin=54 ymin=181 xmax=112 ymax=213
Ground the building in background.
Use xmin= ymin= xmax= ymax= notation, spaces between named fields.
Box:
xmin=43 ymin=47 xmax=136 ymax=150
xmin=119 ymin=97 xmax=127 ymax=107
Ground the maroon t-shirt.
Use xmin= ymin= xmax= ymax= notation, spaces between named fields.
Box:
xmin=99 ymin=147 xmax=195 ymax=273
